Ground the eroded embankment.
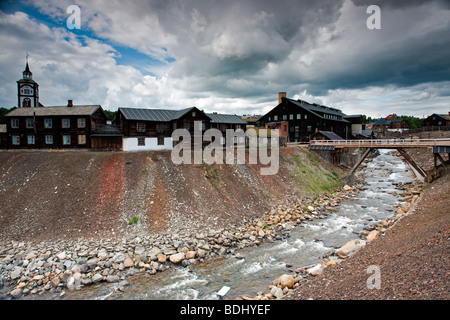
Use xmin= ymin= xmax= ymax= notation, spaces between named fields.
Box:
xmin=0 ymin=147 xmax=346 ymax=243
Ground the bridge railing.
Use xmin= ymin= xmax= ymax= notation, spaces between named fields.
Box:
xmin=309 ymin=138 xmax=450 ymax=148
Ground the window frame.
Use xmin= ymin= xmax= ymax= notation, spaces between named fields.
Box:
xmin=137 ymin=137 xmax=145 ymax=146
xmin=26 ymin=118 xmax=34 ymax=128
xmin=62 ymin=135 xmax=71 ymax=145
xmin=12 ymin=135 xmax=20 ymax=145
xmin=62 ymin=118 xmax=70 ymax=128
xmin=45 ymin=135 xmax=53 ymax=145
xmin=78 ymin=134 xmax=87 ymax=145
xmin=44 ymin=118 xmax=52 ymax=128
xmin=77 ymin=118 xmax=86 ymax=128
xmin=27 ymin=135 xmax=35 ymax=145
xmin=137 ymin=122 xmax=146 ymax=133
xmin=11 ymin=119 xmax=19 ymax=128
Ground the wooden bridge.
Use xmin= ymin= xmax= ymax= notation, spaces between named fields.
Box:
xmin=309 ymin=138 xmax=450 ymax=180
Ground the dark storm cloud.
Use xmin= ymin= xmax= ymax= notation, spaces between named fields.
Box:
xmin=351 ymin=0 xmax=450 ymax=9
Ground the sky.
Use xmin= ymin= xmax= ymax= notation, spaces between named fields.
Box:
xmin=0 ymin=0 xmax=449 ymax=118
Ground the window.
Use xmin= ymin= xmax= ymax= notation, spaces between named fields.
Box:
xmin=283 ymin=115 xmax=287 ymax=120
xmin=289 ymin=114 xmax=294 ymax=120
xmin=12 ymin=135 xmax=20 ymax=145
xmin=137 ymin=137 xmax=145 ymax=146
xmin=157 ymin=136 xmax=164 ymax=145
xmin=304 ymin=114 xmax=308 ymax=120
xmin=192 ymin=111 xmax=196 ymax=117
xmin=274 ymin=115 xmax=278 ymax=121
xmin=156 ymin=123 xmax=165 ymax=133
xmin=23 ymin=98 xmax=31 ymax=108
xmin=297 ymin=114 xmax=301 ymax=120
xmin=268 ymin=116 xmax=271 ymax=121
xmin=62 ymin=119 xmax=70 ymax=128
xmin=11 ymin=119 xmax=19 ymax=128
xmin=137 ymin=122 xmax=146 ymax=132
xmin=78 ymin=135 xmax=86 ymax=145
xmin=63 ymin=135 xmax=71 ymax=145
xmin=45 ymin=135 xmax=53 ymax=144
xmin=77 ymin=118 xmax=86 ymax=128
xmin=26 ymin=118 xmax=34 ymax=128
xmin=183 ymin=120 xmax=191 ymax=131
xmin=27 ymin=135 xmax=35 ymax=145
xmin=307 ymin=126 xmax=312 ymax=132
xmin=44 ymin=118 xmax=52 ymax=128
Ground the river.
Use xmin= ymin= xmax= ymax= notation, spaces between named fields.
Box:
xmin=34 ymin=149 xmax=416 ymax=300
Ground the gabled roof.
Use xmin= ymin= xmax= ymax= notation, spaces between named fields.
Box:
xmin=5 ymin=105 xmax=102 ymax=117
xmin=314 ymin=131 xmax=344 ymax=140
xmin=372 ymin=118 xmax=404 ymax=126
xmin=426 ymin=113 xmax=450 ymax=121
xmin=119 ymin=107 xmax=206 ymax=122
xmin=260 ymin=98 xmax=350 ymax=123
xmin=207 ymin=113 xmax=247 ymax=125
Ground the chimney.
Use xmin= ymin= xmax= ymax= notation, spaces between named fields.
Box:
xmin=67 ymin=100 xmax=73 ymax=107
xmin=278 ymin=92 xmax=286 ymax=105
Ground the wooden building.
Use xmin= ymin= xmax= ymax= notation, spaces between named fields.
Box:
xmin=116 ymin=107 xmax=211 ymax=151
xmin=371 ymin=118 xmax=410 ymax=133
xmin=207 ymin=113 xmax=247 ymax=146
xmin=4 ymin=101 xmax=107 ymax=149
xmin=258 ymin=93 xmax=351 ymax=142
xmin=91 ymin=124 xmax=124 ymax=151
xmin=423 ymin=113 xmax=450 ymax=128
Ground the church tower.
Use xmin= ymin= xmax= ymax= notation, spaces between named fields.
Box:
xmin=17 ymin=53 xmax=40 ymax=108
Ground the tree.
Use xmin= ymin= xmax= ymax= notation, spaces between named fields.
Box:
xmin=103 ymin=110 xmax=117 ymax=121
xmin=0 ymin=107 xmax=15 ymax=124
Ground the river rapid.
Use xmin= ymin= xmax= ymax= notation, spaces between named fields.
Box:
xmin=31 ymin=149 xmax=416 ymax=300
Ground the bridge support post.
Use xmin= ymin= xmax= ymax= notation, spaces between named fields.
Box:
xmin=348 ymin=148 xmax=372 ymax=176
xmin=396 ymin=148 xmax=427 ymax=179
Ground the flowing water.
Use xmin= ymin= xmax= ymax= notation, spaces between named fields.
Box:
xmin=35 ymin=149 xmax=416 ymax=300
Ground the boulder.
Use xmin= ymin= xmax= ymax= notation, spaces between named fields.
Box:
xmin=10 ymin=288 xmax=22 ymax=299
xmin=270 ymin=286 xmax=284 ymax=299
xmin=106 ymin=275 xmax=120 ymax=283
xmin=367 ymin=230 xmax=379 ymax=242
xmin=335 ymin=239 xmax=366 ymax=258
xmin=306 ymin=264 xmax=325 ymax=276
xmin=343 ymin=185 xmax=353 ymax=191
xmin=123 ymin=258 xmax=134 ymax=268
xmin=169 ymin=253 xmax=185 ymax=264
xmin=157 ymin=254 xmax=167 ymax=263
xmin=113 ymin=252 xmax=125 ymax=263
xmin=278 ymin=274 xmax=295 ymax=289
xmin=186 ymin=251 xmax=196 ymax=259
xmin=92 ymin=274 xmax=103 ymax=283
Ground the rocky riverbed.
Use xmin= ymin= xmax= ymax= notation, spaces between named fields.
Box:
xmin=0 ymin=175 xmax=422 ymax=300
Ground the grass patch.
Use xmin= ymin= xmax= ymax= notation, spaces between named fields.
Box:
xmin=292 ymin=150 xmax=342 ymax=195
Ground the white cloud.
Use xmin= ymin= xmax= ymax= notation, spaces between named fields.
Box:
xmin=0 ymin=0 xmax=449 ymax=119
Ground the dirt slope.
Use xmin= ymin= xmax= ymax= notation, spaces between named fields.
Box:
xmin=0 ymin=147 xmax=345 ymax=243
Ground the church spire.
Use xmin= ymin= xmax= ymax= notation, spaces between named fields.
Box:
xmin=23 ymin=52 xmax=32 ymax=79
